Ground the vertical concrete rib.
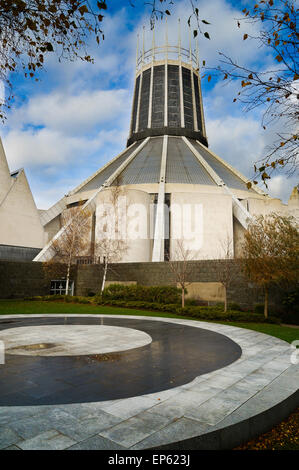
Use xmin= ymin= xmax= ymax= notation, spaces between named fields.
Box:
xmin=197 ymin=74 xmax=207 ymax=138
xmin=179 ymin=65 xmax=185 ymax=128
xmin=191 ymin=72 xmax=198 ymax=131
xmin=135 ymin=70 xmax=143 ymax=133
xmin=148 ymin=66 xmax=153 ymax=128
xmin=152 ymin=135 xmax=168 ymax=262
xmin=164 ymin=62 xmax=168 ymax=127
xmin=34 ymin=138 xmax=150 ymax=262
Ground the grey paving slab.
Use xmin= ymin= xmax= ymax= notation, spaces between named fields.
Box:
xmin=66 ymin=435 xmax=127 ymax=450
xmin=130 ymin=417 xmax=212 ymax=450
xmin=10 ymin=415 xmax=59 ymax=440
xmin=0 ymin=426 xmax=23 ymax=449
xmin=197 ymin=371 xmax=245 ymax=390
xmin=55 ymin=412 xmax=123 ymax=442
xmin=100 ymin=413 xmax=174 ymax=448
xmin=102 ymin=395 xmax=158 ymax=419
xmin=3 ymin=445 xmax=21 ymax=450
xmin=0 ymin=314 xmax=298 ymax=450
xmin=17 ymin=430 xmax=77 ymax=450
xmin=0 ymin=406 xmax=37 ymax=426
xmin=185 ymin=396 xmax=242 ymax=425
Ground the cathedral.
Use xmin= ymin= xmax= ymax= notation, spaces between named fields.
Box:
xmin=1 ymin=32 xmax=298 ymax=263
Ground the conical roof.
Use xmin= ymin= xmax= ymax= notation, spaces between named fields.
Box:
xmin=72 ymin=136 xmax=253 ymax=195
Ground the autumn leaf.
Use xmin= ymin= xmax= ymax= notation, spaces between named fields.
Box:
xmin=45 ymin=42 xmax=53 ymax=52
xmin=204 ymin=32 xmax=210 ymax=39
xmin=243 ymin=34 xmax=248 ymax=40
xmin=78 ymin=5 xmax=88 ymax=15
xmin=97 ymin=1 xmax=107 ymax=9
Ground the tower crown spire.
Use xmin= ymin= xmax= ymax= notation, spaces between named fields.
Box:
xmin=128 ymin=25 xmax=208 ymax=147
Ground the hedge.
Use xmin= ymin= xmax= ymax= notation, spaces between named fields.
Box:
xmin=23 ymin=295 xmax=281 ymax=323
xmin=95 ymin=298 xmax=280 ymax=323
xmin=99 ymin=284 xmax=181 ymax=304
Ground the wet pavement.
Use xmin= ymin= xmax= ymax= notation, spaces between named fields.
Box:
xmin=0 ymin=316 xmax=241 ymax=406
xmin=0 ymin=315 xmax=297 ymax=450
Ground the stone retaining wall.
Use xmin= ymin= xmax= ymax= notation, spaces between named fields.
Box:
xmin=0 ymin=259 xmax=284 ymax=310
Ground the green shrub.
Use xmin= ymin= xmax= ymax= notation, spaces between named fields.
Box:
xmin=227 ymin=302 xmax=243 ymax=312
xmin=99 ymin=284 xmax=181 ymax=304
xmin=184 ymin=298 xmax=198 ymax=306
xmin=282 ymin=289 xmax=299 ymax=314
xmin=24 ymin=294 xmax=280 ymax=324
xmin=87 ymin=292 xmax=96 ymax=297
xmin=254 ymin=304 xmax=265 ymax=315
xmin=95 ymin=298 xmax=281 ymax=323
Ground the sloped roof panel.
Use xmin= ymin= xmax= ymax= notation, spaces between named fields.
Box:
xmin=191 ymin=140 xmax=250 ymax=191
xmin=77 ymin=144 xmax=138 ymax=193
xmin=114 ymin=137 xmax=163 ymax=185
xmin=166 ymin=137 xmax=216 ymax=185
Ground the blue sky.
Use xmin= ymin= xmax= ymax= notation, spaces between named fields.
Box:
xmin=1 ymin=0 xmax=297 ymax=209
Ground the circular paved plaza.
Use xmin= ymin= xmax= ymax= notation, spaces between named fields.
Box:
xmin=0 ymin=314 xmax=298 ymax=450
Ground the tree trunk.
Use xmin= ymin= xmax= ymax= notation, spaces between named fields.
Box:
xmin=224 ymin=287 xmax=227 ymax=313
xmin=65 ymin=263 xmax=71 ymax=296
xmin=101 ymin=261 xmax=108 ymax=294
xmin=264 ymin=286 xmax=269 ymax=319
xmin=182 ymin=286 xmax=185 ymax=308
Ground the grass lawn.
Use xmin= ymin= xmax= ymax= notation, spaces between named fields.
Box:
xmin=0 ymin=299 xmax=298 ymax=344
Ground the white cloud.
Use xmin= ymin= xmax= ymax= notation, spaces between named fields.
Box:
xmin=267 ymin=175 xmax=298 ymax=203
xmin=3 ymin=128 xmax=90 ymax=169
xmin=9 ymin=88 xmax=130 ymax=136
xmin=3 ymin=125 xmax=130 ymax=169
xmin=206 ymin=115 xmax=265 ymax=175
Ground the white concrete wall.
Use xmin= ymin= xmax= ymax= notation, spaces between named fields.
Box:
xmin=247 ymin=194 xmax=299 ymax=222
xmin=95 ymin=188 xmax=152 ymax=262
xmin=44 ymin=215 xmax=61 ymax=244
xmin=170 ymin=192 xmax=234 ymax=260
xmin=0 ymin=170 xmax=44 ymax=248
xmin=0 ymin=139 xmax=12 ymax=203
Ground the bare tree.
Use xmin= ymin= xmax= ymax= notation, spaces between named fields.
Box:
xmin=169 ymin=239 xmax=196 ymax=308
xmin=95 ymin=184 xmax=128 ymax=295
xmin=0 ymin=0 xmax=109 ymax=120
xmin=213 ymin=0 xmax=298 ymax=184
xmin=45 ymin=205 xmax=92 ymax=294
xmin=212 ymin=234 xmax=239 ymax=312
xmin=242 ymin=212 xmax=299 ymax=318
